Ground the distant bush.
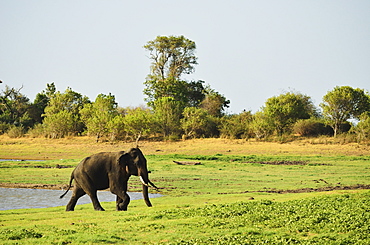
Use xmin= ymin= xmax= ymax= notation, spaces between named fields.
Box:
xmin=7 ymin=125 xmax=25 ymax=138
xmin=27 ymin=124 xmax=46 ymax=138
xmin=352 ymin=113 xmax=370 ymax=142
xmin=219 ymin=111 xmax=253 ymax=139
xmin=293 ymin=118 xmax=333 ymax=136
xmin=0 ymin=122 xmax=10 ymax=135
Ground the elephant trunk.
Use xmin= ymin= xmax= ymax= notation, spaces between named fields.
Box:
xmin=139 ymin=170 xmax=158 ymax=207
xmin=142 ymin=184 xmax=152 ymax=207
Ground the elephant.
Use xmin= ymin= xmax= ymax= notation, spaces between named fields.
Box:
xmin=60 ymin=148 xmax=158 ymax=211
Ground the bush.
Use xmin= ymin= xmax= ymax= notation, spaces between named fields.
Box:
xmin=7 ymin=125 xmax=25 ymax=138
xmin=27 ymin=124 xmax=46 ymax=138
xmin=219 ymin=111 xmax=253 ymax=139
xmin=352 ymin=113 xmax=370 ymax=142
xmin=293 ymin=119 xmax=333 ymax=137
xmin=0 ymin=122 xmax=10 ymax=135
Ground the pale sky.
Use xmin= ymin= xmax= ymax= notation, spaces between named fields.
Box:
xmin=1 ymin=0 xmax=369 ymax=114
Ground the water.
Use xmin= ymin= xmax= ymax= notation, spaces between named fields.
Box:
xmin=0 ymin=188 xmax=162 ymax=210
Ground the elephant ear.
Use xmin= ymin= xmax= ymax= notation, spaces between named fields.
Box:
xmin=118 ymin=152 xmax=130 ymax=167
xmin=127 ymin=148 xmax=141 ymax=161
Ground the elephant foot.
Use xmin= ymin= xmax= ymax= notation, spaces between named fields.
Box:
xmin=116 ymin=207 xmax=128 ymax=211
xmin=94 ymin=207 xmax=105 ymax=211
xmin=66 ymin=207 xmax=74 ymax=211
xmin=116 ymin=204 xmax=128 ymax=211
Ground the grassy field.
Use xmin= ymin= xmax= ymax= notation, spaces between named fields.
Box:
xmin=0 ymin=136 xmax=370 ymax=244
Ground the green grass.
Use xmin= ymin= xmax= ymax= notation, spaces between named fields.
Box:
xmin=1 ymin=149 xmax=370 ymax=244
xmin=1 ymin=191 xmax=369 ymax=244
xmin=1 ymin=154 xmax=369 ymax=195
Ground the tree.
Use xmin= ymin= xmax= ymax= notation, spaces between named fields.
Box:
xmin=353 ymin=112 xmax=370 ymax=141
xmin=320 ymin=86 xmax=370 ymax=137
xmin=123 ymin=107 xmax=154 ymax=143
xmin=144 ymin=35 xmax=197 ymax=82
xmin=200 ymin=86 xmax=230 ymax=117
xmin=293 ymin=118 xmax=333 ymax=137
xmin=80 ymin=93 xmax=118 ymax=142
xmin=181 ymin=107 xmax=210 ymax=138
xmin=250 ymin=111 xmax=274 ymax=140
xmin=0 ymin=85 xmax=32 ymax=130
xmin=106 ymin=114 xmax=125 ymax=142
xmin=143 ymin=35 xmax=198 ymax=107
xmin=219 ymin=111 xmax=253 ymax=139
xmin=43 ymin=87 xmax=89 ymax=138
xmin=42 ymin=110 xmax=78 ymax=138
xmin=262 ymin=92 xmax=317 ymax=135
xmin=153 ymin=97 xmax=182 ymax=138
xmin=31 ymin=83 xmax=56 ymax=124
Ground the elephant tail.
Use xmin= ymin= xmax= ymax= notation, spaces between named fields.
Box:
xmin=60 ymin=173 xmax=74 ymax=199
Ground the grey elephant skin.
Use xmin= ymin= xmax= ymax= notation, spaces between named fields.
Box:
xmin=60 ymin=148 xmax=157 ymax=211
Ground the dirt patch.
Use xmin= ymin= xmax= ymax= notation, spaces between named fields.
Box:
xmin=276 ymin=184 xmax=370 ymax=193
xmin=246 ymin=160 xmax=329 ymax=166
xmin=218 ymin=184 xmax=370 ymax=195
xmin=23 ymin=165 xmax=73 ymax=169
xmin=173 ymin=161 xmax=202 ymax=165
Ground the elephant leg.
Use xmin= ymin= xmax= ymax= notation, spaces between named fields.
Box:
xmin=66 ymin=185 xmax=86 ymax=211
xmin=76 ymin=175 xmax=105 ymax=211
xmin=87 ymin=191 xmax=105 ymax=211
xmin=116 ymin=193 xmax=130 ymax=211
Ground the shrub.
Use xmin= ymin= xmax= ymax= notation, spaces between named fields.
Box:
xmin=7 ymin=125 xmax=25 ymax=138
xmin=352 ymin=113 xmax=370 ymax=142
xmin=0 ymin=122 xmax=10 ymax=135
xmin=219 ymin=111 xmax=253 ymax=139
xmin=27 ymin=123 xmax=46 ymax=138
xmin=293 ymin=118 xmax=333 ymax=136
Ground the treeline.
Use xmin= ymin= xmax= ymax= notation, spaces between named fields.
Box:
xmin=1 ymin=83 xmax=370 ymax=143
xmin=1 ymin=35 xmax=370 ymax=142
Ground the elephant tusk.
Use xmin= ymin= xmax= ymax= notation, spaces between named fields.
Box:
xmin=148 ymin=180 xmax=159 ymax=190
xmin=140 ymin=176 xmax=150 ymax=187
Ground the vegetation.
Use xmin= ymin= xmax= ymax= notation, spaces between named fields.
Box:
xmin=320 ymin=86 xmax=370 ymax=137
xmin=1 ymin=34 xmax=370 ymax=244
xmin=1 ymin=191 xmax=369 ymax=244
xmin=1 ymin=82 xmax=369 ymax=143
xmin=1 ymin=35 xmax=370 ymax=142
xmin=0 ymin=137 xmax=370 ymax=244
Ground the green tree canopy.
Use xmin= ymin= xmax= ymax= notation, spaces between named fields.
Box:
xmin=153 ymin=97 xmax=182 ymax=138
xmin=143 ymin=35 xmax=200 ymax=107
xmin=80 ymin=93 xmax=119 ymax=142
xmin=320 ymin=86 xmax=370 ymax=137
xmin=144 ymin=35 xmax=197 ymax=81
xmin=43 ymin=87 xmax=89 ymax=138
xmin=250 ymin=111 xmax=274 ymax=140
xmin=0 ymin=85 xmax=32 ymax=129
xmin=219 ymin=110 xmax=253 ymax=139
xmin=123 ymin=107 xmax=154 ymax=143
xmin=200 ymin=86 xmax=230 ymax=117
xmin=31 ymin=82 xmax=56 ymax=123
xmin=181 ymin=107 xmax=210 ymax=138
xmin=262 ymin=92 xmax=317 ymax=135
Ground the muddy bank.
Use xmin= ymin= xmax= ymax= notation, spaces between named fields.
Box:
xmin=3 ymin=183 xmax=369 ymax=195
xmin=0 ymin=183 xmax=68 ymax=190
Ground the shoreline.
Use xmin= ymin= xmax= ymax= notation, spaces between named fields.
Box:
xmin=0 ymin=183 xmax=67 ymax=190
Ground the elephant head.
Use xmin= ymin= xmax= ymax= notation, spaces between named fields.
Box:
xmin=119 ymin=148 xmax=158 ymax=207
